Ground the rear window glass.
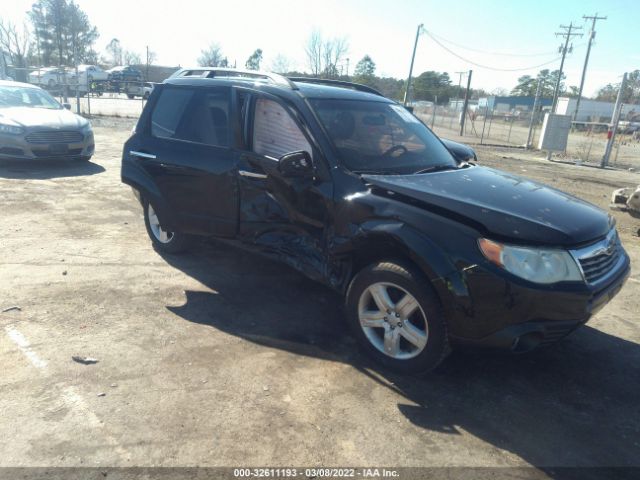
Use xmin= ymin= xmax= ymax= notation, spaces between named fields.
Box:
xmin=151 ymin=87 xmax=230 ymax=147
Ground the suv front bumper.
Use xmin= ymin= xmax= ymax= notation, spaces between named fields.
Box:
xmin=448 ymin=250 xmax=631 ymax=352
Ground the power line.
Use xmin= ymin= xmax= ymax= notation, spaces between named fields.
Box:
xmin=427 ymin=30 xmax=560 ymax=57
xmin=425 ymin=31 xmax=562 ymax=72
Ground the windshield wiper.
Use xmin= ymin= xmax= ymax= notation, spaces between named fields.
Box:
xmin=352 ymin=169 xmax=405 ymax=175
xmin=413 ymin=164 xmax=460 ymax=175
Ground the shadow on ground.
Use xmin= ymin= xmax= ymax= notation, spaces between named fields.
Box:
xmin=0 ymin=159 xmax=105 ymax=179
xmin=163 ymin=239 xmax=640 ymax=478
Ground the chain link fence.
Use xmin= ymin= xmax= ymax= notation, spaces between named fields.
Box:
xmin=415 ymin=104 xmax=640 ymax=171
xmin=5 ymin=65 xmax=640 ymax=170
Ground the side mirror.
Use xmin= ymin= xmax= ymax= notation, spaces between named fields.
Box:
xmin=63 ymin=103 xmax=71 ymax=110
xmin=278 ymin=151 xmax=313 ymax=178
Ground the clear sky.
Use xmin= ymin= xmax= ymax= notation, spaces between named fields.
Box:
xmin=1 ymin=0 xmax=638 ymax=96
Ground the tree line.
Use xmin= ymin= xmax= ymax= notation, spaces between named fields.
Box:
xmin=1 ymin=3 xmax=636 ymax=105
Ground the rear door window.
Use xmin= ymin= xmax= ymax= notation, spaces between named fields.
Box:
xmin=151 ymin=86 xmax=231 ymax=147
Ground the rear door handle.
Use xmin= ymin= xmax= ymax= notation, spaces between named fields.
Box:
xmin=130 ymin=150 xmax=156 ymax=159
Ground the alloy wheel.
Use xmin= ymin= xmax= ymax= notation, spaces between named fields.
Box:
xmin=147 ymin=204 xmax=174 ymax=244
xmin=357 ymin=282 xmax=428 ymax=359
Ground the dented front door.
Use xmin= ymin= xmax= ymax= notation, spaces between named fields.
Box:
xmin=236 ymin=93 xmax=332 ymax=282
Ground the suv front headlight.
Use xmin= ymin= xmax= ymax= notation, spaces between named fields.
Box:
xmin=479 ymin=238 xmax=583 ymax=284
xmin=0 ymin=123 xmax=24 ymax=135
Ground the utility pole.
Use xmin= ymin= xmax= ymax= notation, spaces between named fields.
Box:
xmin=403 ymin=23 xmax=424 ymax=106
xmin=552 ymin=22 xmax=582 ymax=112
xmin=601 ymin=72 xmax=627 ymax=168
xmin=574 ymin=14 xmax=607 ymax=122
xmin=146 ymin=45 xmax=150 ymax=81
xmin=459 ymin=69 xmax=472 ymax=136
xmin=346 ymin=58 xmax=350 ymax=77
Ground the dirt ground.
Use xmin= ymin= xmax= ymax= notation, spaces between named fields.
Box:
xmin=1 ymin=118 xmax=639 ymax=476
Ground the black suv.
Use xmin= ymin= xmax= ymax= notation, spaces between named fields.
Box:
xmin=121 ymin=68 xmax=630 ymax=373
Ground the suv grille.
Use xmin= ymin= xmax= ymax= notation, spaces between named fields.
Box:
xmin=579 ymin=247 xmax=622 ymax=283
xmin=26 ymin=131 xmax=83 ymax=144
xmin=573 ymin=230 xmax=622 ymax=284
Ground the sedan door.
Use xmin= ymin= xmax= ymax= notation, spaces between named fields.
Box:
xmin=132 ymin=84 xmax=239 ymax=237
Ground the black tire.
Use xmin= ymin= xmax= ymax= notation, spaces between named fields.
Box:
xmin=76 ymin=155 xmax=92 ymax=162
xmin=127 ymin=93 xmax=135 ymax=99
xmin=345 ymin=261 xmax=449 ymax=374
xmin=142 ymin=198 xmax=191 ymax=254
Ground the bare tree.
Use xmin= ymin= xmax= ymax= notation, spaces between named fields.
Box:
xmin=106 ymin=38 xmax=122 ymax=66
xmin=304 ymin=30 xmax=348 ymax=78
xmin=270 ymin=54 xmax=292 ymax=74
xmin=0 ymin=20 xmax=31 ymax=79
xmin=123 ymin=50 xmax=141 ymax=65
xmin=323 ymin=36 xmax=348 ymax=77
xmin=146 ymin=49 xmax=157 ymax=65
xmin=198 ymin=43 xmax=227 ymax=67
xmin=304 ymin=30 xmax=322 ymax=76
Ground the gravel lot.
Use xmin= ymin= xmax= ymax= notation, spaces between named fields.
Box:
xmin=1 ymin=118 xmax=639 ymax=475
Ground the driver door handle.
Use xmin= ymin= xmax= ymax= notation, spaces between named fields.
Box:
xmin=239 ymin=170 xmax=267 ymax=179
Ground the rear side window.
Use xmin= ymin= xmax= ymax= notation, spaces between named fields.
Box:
xmin=151 ymin=87 xmax=230 ymax=147
xmin=252 ymin=98 xmax=312 ymax=159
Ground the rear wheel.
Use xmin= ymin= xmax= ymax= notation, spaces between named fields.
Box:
xmin=143 ymin=200 xmax=190 ymax=253
xmin=346 ymin=261 xmax=449 ymax=374
xmin=127 ymin=93 xmax=135 ymax=99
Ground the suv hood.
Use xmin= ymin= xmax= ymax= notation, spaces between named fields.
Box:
xmin=363 ymin=166 xmax=611 ymax=246
xmin=0 ymin=107 xmax=87 ymax=129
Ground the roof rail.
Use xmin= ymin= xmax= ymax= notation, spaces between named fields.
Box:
xmin=171 ymin=67 xmax=298 ymax=89
xmin=287 ymin=77 xmax=384 ymax=97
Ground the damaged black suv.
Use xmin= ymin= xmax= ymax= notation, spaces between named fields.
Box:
xmin=122 ymin=68 xmax=630 ymax=373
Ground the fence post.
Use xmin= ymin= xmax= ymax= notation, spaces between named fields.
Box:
xmin=487 ymin=108 xmax=494 ymax=140
xmin=431 ymin=95 xmax=437 ymax=128
xmin=526 ymin=80 xmax=542 ymax=149
xmin=602 ymin=72 xmax=627 ymax=167
xmin=480 ymin=107 xmax=489 ymax=145
xmin=507 ymin=118 xmax=514 ymax=144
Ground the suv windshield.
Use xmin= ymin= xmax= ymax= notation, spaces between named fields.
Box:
xmin=0 ymin=86 xmax=61 ymax=110
xmin=310 ymin=98 xmax=457 ymax=174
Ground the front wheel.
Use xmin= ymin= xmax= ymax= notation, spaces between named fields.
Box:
xmin=345 ymin=261 xmax=449 ymax=374
xmin=143 ymin=200 xmax=190 ymax=253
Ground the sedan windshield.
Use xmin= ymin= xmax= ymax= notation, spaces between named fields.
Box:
xmin=0 ymin=86 xmax=62 ymax=110
xmin=310 ymin=98 xmax=457 ymax=174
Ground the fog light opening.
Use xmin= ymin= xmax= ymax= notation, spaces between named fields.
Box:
xmin=511 ymin=333 xmax=543 ymax=353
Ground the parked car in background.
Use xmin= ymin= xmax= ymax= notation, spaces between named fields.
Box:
xmin=28 ymin=67 xmax=76 ymax=89
xmin=76 ymin=64 xmax=109 ymax=85
xmin=121 ymin=69 xmax=629 ymax=374
xmin=143 ymin=82 xmax=155 ymax=99
xmin=107 ymin=66 xmax=143 ymax=83
xmin=0 ymin=80 xmax=94 ymax=162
